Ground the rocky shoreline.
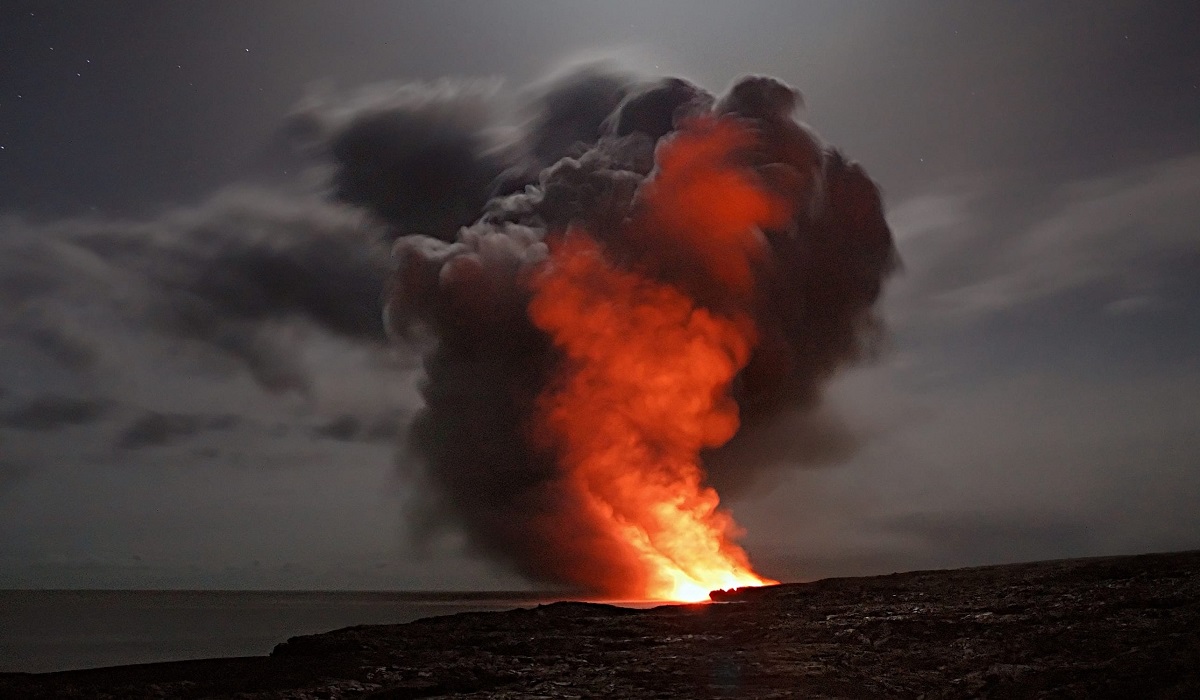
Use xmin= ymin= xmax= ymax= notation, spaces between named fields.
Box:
xmin=2 ymin=550 xmax=1197 ymax=698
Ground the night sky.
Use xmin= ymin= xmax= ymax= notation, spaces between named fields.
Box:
xmin=2 ymin=0 xmax=1199 ymax=590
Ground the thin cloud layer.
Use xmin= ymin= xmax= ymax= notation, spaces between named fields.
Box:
xmin=0 ymin=188 xmax=391 ymax=396
xmin=116 ymin=412 xmax=241 ymax=451
xmin=890 ymin=153 xmax=1200 ymax=321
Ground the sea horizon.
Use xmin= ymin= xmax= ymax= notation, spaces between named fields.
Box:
xmin=0 ymin=588 xmax=588 ymax=674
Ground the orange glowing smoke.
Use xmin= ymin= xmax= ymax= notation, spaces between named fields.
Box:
xmin=528 ymin=118 xmax=786 ymax=602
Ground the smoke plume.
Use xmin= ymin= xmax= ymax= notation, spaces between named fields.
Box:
xmin=334 ymin=67 xmax=896 ymax=598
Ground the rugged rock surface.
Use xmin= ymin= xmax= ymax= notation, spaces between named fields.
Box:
xmin=2 ymin=551 xmax=1197 ymax=698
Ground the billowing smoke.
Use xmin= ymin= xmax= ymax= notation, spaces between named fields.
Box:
xmin=320 ymin=66 xmax=896 ymax=597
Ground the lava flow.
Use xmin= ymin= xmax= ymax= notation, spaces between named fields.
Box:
xmin=528 ymin=118 xmax=785 ymax=601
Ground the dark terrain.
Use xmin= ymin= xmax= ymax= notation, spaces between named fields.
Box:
xmin=2 ymin=551 xmax=1197 ymax=698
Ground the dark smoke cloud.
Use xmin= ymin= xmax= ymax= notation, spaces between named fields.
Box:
xmin=369 ymin=68 xmax=896 ymax=592
xmin=607 ymin=77 xmax=714 ymax=142
xmin=306 ymin=66 xmax=690 ymax=238
xmin=288 ymin=80 xmax=507 ymax=242
xmin=492 ymin=65 xmax=634 ymax=194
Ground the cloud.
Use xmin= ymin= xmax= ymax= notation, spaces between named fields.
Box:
xmin=754 ymin=510 xmax=1096 ymax=581
xmin=0 ymin=181 xmax=421 ymax=500
xmin=116 ymin=411 xmax=241 ymax=450
xmin=890 ymin=153 xmax=1200 ymax=321
xmin=14 ymin=316 xmax=99 ymax=371
xmin=816 ymin=152 xmax=1200 ymax=573
xmin=878 ymin=510 xmax=1095 ymax=566
xmin=0 ymin=187 xmax=392 ymax=394
xmin=311 ymin=414 xmax=360 ymax=442
xmin=310 ymin=410 xmax=407 ymax=444
xmin=0 ymin=395 xmax=109 ymax=431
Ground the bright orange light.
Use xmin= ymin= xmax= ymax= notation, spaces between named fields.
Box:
xmin=530 ymin=236 xmax=776 ymax=601
xmin=526 ymin=117 xmax=785 ymax=602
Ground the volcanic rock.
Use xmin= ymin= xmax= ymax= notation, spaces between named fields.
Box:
xmin=2 ymin=550 xmax=1197 ymax=698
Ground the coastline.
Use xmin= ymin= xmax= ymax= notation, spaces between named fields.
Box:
xmin=0 ymin=590 xmax=575 ymax=674
xmin=2 ymin=550 xmax=1197 ymax=698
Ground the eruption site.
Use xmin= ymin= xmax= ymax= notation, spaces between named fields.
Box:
xmin=320 ymin=68 xmax=897 ymax=601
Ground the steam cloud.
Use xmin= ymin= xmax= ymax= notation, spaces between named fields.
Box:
xmin=313 ymin=67 xmax=897 ymax=593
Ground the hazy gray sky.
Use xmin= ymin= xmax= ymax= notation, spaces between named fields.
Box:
xmin=2 ymin=0 xmax=1198 ymax=589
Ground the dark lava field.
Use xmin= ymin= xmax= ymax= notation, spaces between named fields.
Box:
xmin=2 ymin=550 xmax=1197 ymax=698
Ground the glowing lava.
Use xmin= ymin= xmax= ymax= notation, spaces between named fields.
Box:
xmin=527 ymin=118 xmax=784 ymax=601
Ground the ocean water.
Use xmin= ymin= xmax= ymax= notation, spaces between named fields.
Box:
xmin=0 ymin=590 xmax=566 ymax=673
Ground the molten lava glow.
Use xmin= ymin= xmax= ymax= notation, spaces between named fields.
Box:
xmin=527 ymin=118 xmax=784 ymax=602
